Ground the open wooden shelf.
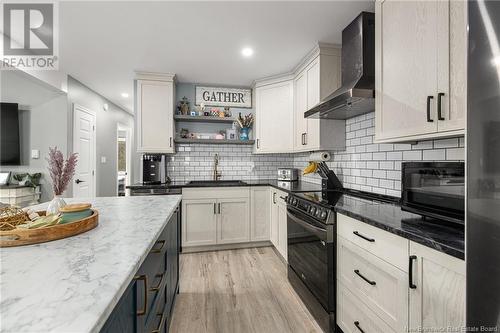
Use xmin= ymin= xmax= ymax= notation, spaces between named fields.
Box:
xmin=174 ymin=115 xmax=236 ymax=123
xmin=174 ymin=138 xmax=255 ymax=145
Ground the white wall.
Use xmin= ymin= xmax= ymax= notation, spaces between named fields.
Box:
xmin=0 ymin=70 xmax=69 ymax=202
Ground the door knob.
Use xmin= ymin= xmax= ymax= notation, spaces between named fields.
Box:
xmin=75 ymin=179 xmax=85 ymax=184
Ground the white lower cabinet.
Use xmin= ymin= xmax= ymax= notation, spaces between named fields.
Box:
xmin=409 ymin=241 xmax=466 ymax=333
xmin=337 ymin=214 xmax=465 ymax=333
xmin=250 ymin=187 xmax=271 ymax=241
xmin=337 ymin=282 xmax=396 ymax=333
xmin=270 ymin=188 xmax=288 ymax=261
xmin=182 ymin=187 xmax=273 ymax=250
xmin=182 ymin=199 xmax=217 ymax=247
xmin=217 ymin=197 xmax=250 ymax=244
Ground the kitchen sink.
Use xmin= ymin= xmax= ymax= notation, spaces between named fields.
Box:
xmin=187 ymin=180 xmax=247 ymax=186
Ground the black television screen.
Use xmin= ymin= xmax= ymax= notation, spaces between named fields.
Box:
xmin=1 ymin=103 xmax=21 ymax=165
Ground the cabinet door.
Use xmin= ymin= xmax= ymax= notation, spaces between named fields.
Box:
xmin=270 ymin=191 xmax=279 ymax=247
xmin=100 ymin=281 xmax=136 ymax=333
xmin=409 ymin=241 xmax=465 ymax=333
xmin=439 ymin=0 xmax=466 ymax=132
xmin=254 ymin=81 xmax=293 ymax=153
xmin=136 ymin=80 xmax=175 ymax=153
xmin=277 ymin=202 xmax=288 ymax=261
xmin=375 ymin=0 xmax=448 ymax=141
xmin=250 ymin=187 xmax=270 ymax=241
xmin=217 ymin=198 xmax=250 ymax=244
xmin=294 ymin=71 xmax=308 ymax=151
xmin=304 ymin=57 xmax=321 ymax=150
xmin=182 ymin=199 xmax=217 ymax=247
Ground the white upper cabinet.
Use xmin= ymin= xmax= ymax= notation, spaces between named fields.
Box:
xmin=375 ymin=0 xmax=466 ymax=143
xmin=255 ymin=44 xmax=346 ymax=154
xmin=294 ymin=49 xmax=346 ymax=152
xmin=135 ymin=72 xmax=176 ymax=153
xmin=254 ymin=78 xmax=294 ymax=153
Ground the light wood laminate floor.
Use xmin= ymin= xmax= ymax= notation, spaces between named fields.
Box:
xmin=170 ymin=247 xmax=323 ymax=333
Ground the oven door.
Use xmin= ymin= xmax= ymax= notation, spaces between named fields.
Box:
xmin=287 ymin=207 xmax=334 ymax=311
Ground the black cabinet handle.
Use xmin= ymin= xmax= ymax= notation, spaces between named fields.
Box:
xmin=134 ymin=275 xmax=148 ymax=316
xmin=427 ymin=96 xmax=434 ymax=122
xmin=214 ymin=203 xmax=217 ymax=214
xmin=304 ymin=133 xmax=307 ymax=145
xmin=354 ymin=321 xmax=365 ymax=333
xmin=75 ymin=179 xmax=85 ymax=184
xmin=354 ymin=269 xmax=376 ymax=286
xmin=437 ymin=92 xmax=445 ymax=120
xmin=353 ymin=231 xmax=375 ymax=242
xmin=256 ymin=139 xmax=260 ymax=149
xmin=169 ymin=137 xmax=172 ymax=147
xmin=218 ymin=203 xmax=221 ymax=214
xmin=273 ymin=192 xmax=276 ymax=204
xmin=409 ymin=255 xmax=417 ymax=289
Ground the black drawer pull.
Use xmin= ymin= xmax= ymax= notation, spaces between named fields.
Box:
xmin=151 ymin=240 xmax=165 ymax=253
xmin=409 ymin=255 xmax=417 ymax=289
xmin=149 ymin=273 xmax=165 ymax=292
xmin=354 ymin=321 xmax=365 ymax=333
xmin=437 ymin=92 xmax=445 ymax=120
xmin=427 ymin=95 xmax=434 ymax=122
xmin=353 ymin=231 xmax=375 ymax=242
xmin=134 ymin=275 xmax=148 ymax=316
xmin=354 ymin=269 xmax=376 ymax=286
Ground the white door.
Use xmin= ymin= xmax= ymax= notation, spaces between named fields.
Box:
xmin=182 ymin=199 xmax=217 ymax=247
xmin=255 ymin=80 xmax=293 ymax=153
xmin=73 ymin=104 xmax=96 ymax=198
xmin=250 ymin=187 xmax=270 ymax=241
xmin=270 ymin=190 xmax=279 ymax=247
xmin=277 ymin=202 xmax=288 ymax=261
xmin=217 ymin=198 xmax=250 ymax=244
xmin=409 ymin=241 xmax=465 ymax=332
xmin=305 ymin=58 xmax=321 ymax=150
xmin=375 ymin=0 xmax=447 ymax=140
xmin=136 ymin=80 xmax=175 ymax=153
xmin=294 ymin=71 xmax=308 ymax=151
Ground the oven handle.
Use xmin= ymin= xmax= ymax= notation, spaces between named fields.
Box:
xmin=287 ymin=209 xmax=326 ymax=238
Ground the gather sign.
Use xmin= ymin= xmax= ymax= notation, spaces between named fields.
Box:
xmin=195 ymin=86 xmax=252 ymax=108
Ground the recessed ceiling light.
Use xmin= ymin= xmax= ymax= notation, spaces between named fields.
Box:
xmin=241 ymin=47 xmax=254 ymax=57
xmin=121 ymin=92 xmax=129 ymax=98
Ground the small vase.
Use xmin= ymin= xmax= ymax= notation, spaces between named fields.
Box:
xmin=47 ymin=195 xmax=67 ymax=215
xmin=240 ymin=127 xmax=250 ymax=141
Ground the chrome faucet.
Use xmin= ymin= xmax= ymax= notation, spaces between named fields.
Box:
xmin=213 ymin=153 xmax=222 ymax=181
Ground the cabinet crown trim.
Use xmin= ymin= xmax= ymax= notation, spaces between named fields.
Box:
xmin=252 ymin=43 xmax=341 ymax=88
xmin=135 ymin=71 xmax=176 ymax=82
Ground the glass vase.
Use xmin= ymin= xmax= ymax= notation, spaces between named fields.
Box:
xmin=46 ymin=195 xmax=67 ymax=215
xmin=239 ymin=127 xmax=250 ymax=141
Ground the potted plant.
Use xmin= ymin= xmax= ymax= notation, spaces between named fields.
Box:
xmin=46 ymin=147 xmax=78 ymax=214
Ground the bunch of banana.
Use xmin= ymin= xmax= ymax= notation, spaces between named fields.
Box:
xmin=303 ymin=162 xmax=318 ymax=175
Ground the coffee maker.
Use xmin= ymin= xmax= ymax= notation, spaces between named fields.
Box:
xmin=142 ymin=154 xmax=167 ymax=184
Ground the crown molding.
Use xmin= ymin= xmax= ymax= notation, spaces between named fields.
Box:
xmin=135 ymin=71 xmax=176 ymax=82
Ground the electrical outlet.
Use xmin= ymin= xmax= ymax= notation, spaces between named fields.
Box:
xmin=31 ymin=149 xmax=40 ymax=159
xmin=101 ymin=156 xmax=107 ymax=164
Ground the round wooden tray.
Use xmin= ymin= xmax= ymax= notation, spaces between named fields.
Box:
xmin=0 ymin=209 xmax=99 ymax=247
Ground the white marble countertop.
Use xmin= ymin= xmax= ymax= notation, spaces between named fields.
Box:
xmin=0 ymin=195 xmax=181 ymax=333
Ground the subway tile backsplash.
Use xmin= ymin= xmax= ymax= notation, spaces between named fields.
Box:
xmin=166 ymin=111 xmax=464 ymax=198
xmin=295 ymin=112 xmax=464 ymax=197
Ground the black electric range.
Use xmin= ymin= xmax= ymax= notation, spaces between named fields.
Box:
xmin=285 ymin=188 xmax=398 ymax=333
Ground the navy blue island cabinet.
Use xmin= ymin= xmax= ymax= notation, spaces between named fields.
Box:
xmin=101 ymin=206 xmax=180 ymax=333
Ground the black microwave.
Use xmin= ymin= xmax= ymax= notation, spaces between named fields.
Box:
xmin=401 ymin=162 xmax=465 ymax=225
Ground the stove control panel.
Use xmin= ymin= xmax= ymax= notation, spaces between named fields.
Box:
xmin=285 ymin=195 xmax=333 ymax=223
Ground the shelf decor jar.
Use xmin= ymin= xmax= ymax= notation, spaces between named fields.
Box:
xmin=236 ymin=113 xmax=254 ymax=141
xmin=46 ymin=147 xmax=78 ymax=215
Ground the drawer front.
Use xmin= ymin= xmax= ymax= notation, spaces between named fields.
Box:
xmin=338 ymin=236 xmax=408 ymax=332
xmin=337 ymin=213 xmax=409 ymax=271
xmin=136 ymin=224 xmax=169 ymax=327
xmin=337 ymin=282 xmax=397 ymax=333
xmin=182 ymin=187 xmax=250 ymax=200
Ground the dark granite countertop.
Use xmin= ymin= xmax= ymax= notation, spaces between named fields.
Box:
xmin=127 ymin=179 xmax=323 ymax=193
xmin=334 ymin=194 xmax=465 ymax=260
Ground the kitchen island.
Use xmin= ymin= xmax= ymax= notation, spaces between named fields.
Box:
xmin=0 ymin=195 xmax=181 ymax=333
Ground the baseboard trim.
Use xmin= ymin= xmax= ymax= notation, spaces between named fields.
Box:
xmin=181 ymin=241 xmax=272 ymax=253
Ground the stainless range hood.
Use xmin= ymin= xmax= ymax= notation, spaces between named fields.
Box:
xmin=305 ymin=12 xmax=375 ymax=119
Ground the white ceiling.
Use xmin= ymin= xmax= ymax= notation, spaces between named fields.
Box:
xmin=59 ymin=1 xmax=374 ymax=112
